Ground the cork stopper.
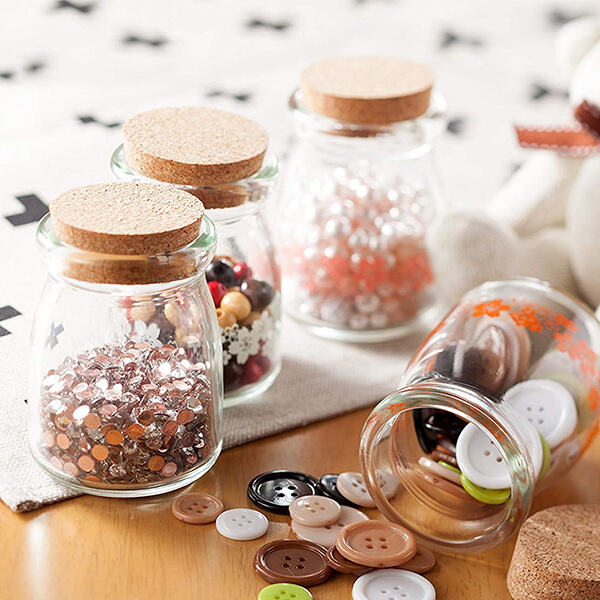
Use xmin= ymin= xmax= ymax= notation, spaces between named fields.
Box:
xmin=50 ymin=182 xmax=206 ymax=284
xmin=300 ymin=57 xmax=434 ymax=125
xmin=507 ymin=504 xmax=600 ymax=600
xmin=122 ymin=107 xmax=269 ymax=188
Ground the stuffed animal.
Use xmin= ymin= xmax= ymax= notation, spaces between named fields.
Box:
xmin=428 ymin=16 xmax=600 ymax=306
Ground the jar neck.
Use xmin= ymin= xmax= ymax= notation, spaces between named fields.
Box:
xmin=360 ymin=378 xmax=535 ymax=553
xmin=110 ymin=144 xmax=278 ymax=216
xmin=288 ymin=89 xmax=447 ymax=162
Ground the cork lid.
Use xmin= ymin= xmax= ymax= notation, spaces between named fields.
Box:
xmin=49 ymin=182 xmax=207 ymax=284
xmin=507 ymin=504 xmax=600 ymax=600
xmin=123 ymin=107 xmax=269 ymax=187
xmin=300 ymin=57 xmax=434 ymax=125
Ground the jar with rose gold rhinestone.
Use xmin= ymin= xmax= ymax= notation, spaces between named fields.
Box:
xmin=278 ymin=57 xmax=446 ymax=342
xmin=111 ymin=107 xmax=281 ymax=405
xmin=29 ymin=182 xmax=223 ymax=497
xmin=360 ymin=278 xmax=600 ymax=553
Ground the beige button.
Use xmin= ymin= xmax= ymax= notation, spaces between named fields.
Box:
xmin=399 ymin=544 xmax=437 ymax=574
xmin=336 ymin=520 xmax=417 ymax=568
xmin=171 ymin=493 xmax=224 ymax=524
xmin=289 ymin=495 xmax=341 ymax=527
xmin=291 ymin=505 xmax=369 ymax=548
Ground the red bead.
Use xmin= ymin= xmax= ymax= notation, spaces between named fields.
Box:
xmin=208 ymin=281 xmax=228 ymax=307
xmin=233 ymin=262 xmax=253 ymax=283
xmin=240 ymin=358 xmax=263 ymax=385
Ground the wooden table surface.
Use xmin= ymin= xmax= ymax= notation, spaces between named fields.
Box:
xmin=2 ymin=406 xmax=600 ymax=600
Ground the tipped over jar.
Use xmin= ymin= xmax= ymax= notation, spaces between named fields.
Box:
xmin=278 ymin=57 xmax=446 ymax=342
xmin=111 ymin=107 xmax=281 ymax=404
xmin=30 ymin=182 xmax=223 ymax=497
xmin=360 ymin=278 xmax=600 ymax=552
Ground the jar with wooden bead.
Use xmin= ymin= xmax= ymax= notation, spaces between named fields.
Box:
xmin=278 ymin=57 xmax=446 ymax=342
xmin=360 ymin=279 xmax=600 ymax=553
xmin=111 ymin=107 xmax=281 ymax=405
xmin=30 ymin=183 xmax=223 ymax=497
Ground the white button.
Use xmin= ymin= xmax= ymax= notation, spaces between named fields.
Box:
xmin=504 ymin=379 xmax=578 ymax=449
xmin=336 ymin=472 xmax=376 ymax=507
xmin=376 ymin=470 xmax=400 ymax=499
xmin=456 ymin=423 xmax=511 ymax=489
xmin=352 ymin=569 xmax=436 ymax=600
xmin=456 ymin=415 xmax=543 ymax=489
xmin=215 ymin=508 xmax=268 ymax=541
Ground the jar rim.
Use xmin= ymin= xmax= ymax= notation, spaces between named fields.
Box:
xmin=288 ymin=88 xmax=447 ymax=142
xmin=359 ymin=379 xmax=535 ymax=553
xmin=36 ymin=212 xmax=217 ymax=287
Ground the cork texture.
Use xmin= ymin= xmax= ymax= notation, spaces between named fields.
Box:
xmin=300 ymin=57 xmax=434 ymax=124
xmin=123 ymin=107 xmax=268 ymax=186
xmin=50 ymin=182 xmax=205 ymax=256
xmin=507 ymin=504 xmax=600 ymax=600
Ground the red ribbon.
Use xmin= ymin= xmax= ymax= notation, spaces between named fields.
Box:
xmin=515 ymin=101 xmax=600 ymax=156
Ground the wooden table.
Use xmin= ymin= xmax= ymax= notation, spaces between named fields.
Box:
xmin=2 ymin=407 xmax=600 ymax=600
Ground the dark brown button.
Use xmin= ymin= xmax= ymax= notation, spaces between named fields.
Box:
xmin=325 ymin=545 xmax=373 ymax=576
xmin=254 ymin=539 xmax=333 ymax=586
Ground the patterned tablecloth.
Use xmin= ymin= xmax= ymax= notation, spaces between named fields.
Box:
xmin=0 ymin=0 xmax=594 ymax=511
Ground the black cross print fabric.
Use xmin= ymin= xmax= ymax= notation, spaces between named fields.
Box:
xmin=0 ymin=0 xmax=596 ymax=512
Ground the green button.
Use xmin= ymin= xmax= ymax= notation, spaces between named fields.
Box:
xmin=438 ymin=460 xmax=461 ymax=474
xmin=461 ymin=473 xmax=511 ymax=505
xmin=258 ymin=583 xmax=313 ymax=600
xmin=539 ymin=434 xmax=551 ymax=480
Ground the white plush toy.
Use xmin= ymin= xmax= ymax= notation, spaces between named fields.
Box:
xmin=428 ymin=16 xmax=600 ymax=306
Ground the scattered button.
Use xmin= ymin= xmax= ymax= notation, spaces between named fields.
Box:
xmin=254 ymin=539 xmax=333 ymax=586
xmin=352 ymin=569 xmax=436 ymax=600
xmin=289 ymin=495 xmax=341 ymax=527
xmin=539 ymin=434 xmax=551 ymax=479
xmin=325 ymin=545 xmax=374 ymax=576
xmin=460 ymin=474 xmax=511 ymax=505
xmin=336 ymin=520 xmax=417 ymax=568
xmin=336 ymin=472 xmax=375 ymax=507
xmin=503 ymin=379 xmax=577 ymax=449
xmin=248 ymin=470 xmax=320 ymax=514
xmin=319 ymin=474 xmax=360 ymax=507
xmin=258 ymin=583 xmax=313 ymax=600
xmin=292 ymin=505 xmax=369 ymax=547
xmin=216 ymin=508 xmax=269 ymax=540
xmin=398 ymin=545 xmax=436 ymax=574
xmin=417 ymin=456 xmax=461 ymax=486
xmin=171 ymin=492 xmax=224 ymax=524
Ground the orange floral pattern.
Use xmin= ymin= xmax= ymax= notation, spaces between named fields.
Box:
xmin=471 ymin=297 xmax=599 ymax=412
xmin=472 ymin=299 xmax=511 ymax=318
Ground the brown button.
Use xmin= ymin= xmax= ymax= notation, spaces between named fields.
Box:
xmin=172 ymin=493 xmax=224 ymax=524
xmin=325 ymin=545 xmax=373 ymax=576
xmin=336 ymin=520 xmax=417 ymax=568
xmin=414 ymin=466 xmax=485 ymax=507
xmin=254 ymin=539 xmax=333 ymax=586
xmin=398 ymin=544 xmax=436 ymax=574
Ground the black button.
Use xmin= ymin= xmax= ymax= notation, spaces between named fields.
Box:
xmin=318 ymin=474 xmax=359 ymax=508
xmin=248 ymin=470 xmax=320 ymax=514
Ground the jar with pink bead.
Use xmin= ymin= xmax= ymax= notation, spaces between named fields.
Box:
xmin=278 ymin=57 xmax=446 ymax=342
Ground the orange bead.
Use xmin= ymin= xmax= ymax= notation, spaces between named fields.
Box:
xmin=216 ymin=307 xmax=236 ymax=329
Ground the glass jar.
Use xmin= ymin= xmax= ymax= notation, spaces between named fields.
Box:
xmin=30 ymin=200 xmax=223 ymax=497
xmin=360 ymin=278 xmax=600 ymax=552
xmin=278 ymin=83 xmax=445 ymax=342
xmin=110 ymin=109 xmax=281 ymax=406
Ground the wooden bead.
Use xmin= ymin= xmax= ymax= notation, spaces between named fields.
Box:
xmin=220 ymin=291 xmax=251 ymax=321
xmin=164 ymin=300 xmax=180 ymax=326
xmin=129 ymin=301 xmax=156 ymax=322
xmin=216 ymin=308 xmax=236 ymax=329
